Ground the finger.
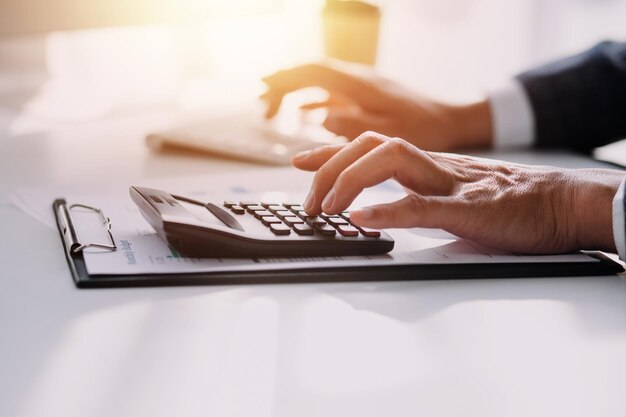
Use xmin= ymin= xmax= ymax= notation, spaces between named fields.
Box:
xmin=324 ymin=108 xmax=390 ymax=140
xmin=262 ymin=91 xmax=285 ymax=119
xmin=320 ymin=139 xmax=452 ymax=214
xmin=263 ymin=63 xmax=388 ymax=114
xmin=350 ymin=194 xmax=460 ymax=230
xmin=301 ymin=131 xmax=391 ymax=215
xmin=290 ymin=144 xmax=346 ymax=171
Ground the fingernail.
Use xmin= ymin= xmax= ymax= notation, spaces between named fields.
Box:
xmin=304 ymin=191 xmax=315 ymax=212
xmin=292 ymin=150 xmax=312 ymax=160
xmin=322 ymin=188 xmax=336 ymax=212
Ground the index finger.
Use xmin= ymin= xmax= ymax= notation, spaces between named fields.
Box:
xmin=262 ymin=63 xmax=388 ymax=118
xmin=321 ymin=139 xmax=453 ymax=214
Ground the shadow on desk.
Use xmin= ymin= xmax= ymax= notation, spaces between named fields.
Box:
xmin=321 ymin=274 xmax=626 ymax=332
xmin=6 ymin=263 xmax=626 ymax=416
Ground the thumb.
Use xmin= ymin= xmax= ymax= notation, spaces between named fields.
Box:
xmin=350 ymin=194 xmax=461 ymax=230
xmin=324 ymin=108 xmax=390 ymax=140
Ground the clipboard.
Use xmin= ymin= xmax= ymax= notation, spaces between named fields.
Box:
xmin=54 ymin=199 xmax=625 ymax=288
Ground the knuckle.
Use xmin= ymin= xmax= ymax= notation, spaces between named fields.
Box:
xmin=407 ymin=193 xmax=425 ymax=212
xmin=354 ymin=131 xmax=384 ymax=147
xmin=383 ymin=138 xmax=411 ymax=157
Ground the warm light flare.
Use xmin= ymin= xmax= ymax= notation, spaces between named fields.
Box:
xmin=0 ymin=0 xmax=283 ymax=35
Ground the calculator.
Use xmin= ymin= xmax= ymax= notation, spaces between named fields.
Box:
xmin=130 ymin=186 xmax=394 ymax=258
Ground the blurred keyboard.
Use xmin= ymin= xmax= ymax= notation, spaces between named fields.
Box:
xmin=146 ymin=111 xmax=343 ymax=165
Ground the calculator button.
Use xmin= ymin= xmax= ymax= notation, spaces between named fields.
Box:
xmin=223 ymin=201 xmax=237 ymax=208
xmin=253 ymin=210 xmax=273 ymax=219
xmin=306 ymin=217 xmax=326 ymax=228
xmin=274 ymin=210 xmax=292 ymax=219
xmin=293 ymin=224 xmax=314 ymax=235
xmin=336 ymin=225 xmax=359 ymax=237
xmin=246 ymin=205 xmax=265 ymax=212
xmin=270 ymin=224 xmax=291 ymax=235
xmin=359 ymin=227 xmax=381 ymax=238
xmin=317 ymin=225 xmax=336 ymax=236
xmin=294 ymin=210 xmax=309 ymax=219
xmin=340 ymin=212 xmax=351 ymax=220
xmin=288 ymin=205 xmax=304 ymax=212
xmin=260 ymin=216 xmax=282 ymax=226
xmin=282 ymin=203 xmax=301 ymax=209
xmin=230 ymin=205 xmax=245 ymax=214
xmin=327 ymin=217 xmax=349 ymax=227
xmin=239 ymin=201 xmax=258 ymax=208
xmin=283 ymin=216 xmax=304 ymax=226
xmin=266 ymin=205 xmax=284 ymax=212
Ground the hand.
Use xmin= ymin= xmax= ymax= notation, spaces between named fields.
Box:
xmin=292 ymin=131 xmax=624 ymax=254
xmin=262 ymin=62 xmax=492 ymax=152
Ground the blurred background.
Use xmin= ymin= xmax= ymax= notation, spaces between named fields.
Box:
xmin=1 ymin=0 xmax=626 ymax=140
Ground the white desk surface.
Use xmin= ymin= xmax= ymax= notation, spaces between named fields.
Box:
xmin=2 ymin=103 xmax=626 ymax=417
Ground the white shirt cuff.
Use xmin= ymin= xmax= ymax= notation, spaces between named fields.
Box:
xmin=613 ymin=178 xmax=626 ymax=261
xmin=488 ymin=80 xmax=535 ymax=149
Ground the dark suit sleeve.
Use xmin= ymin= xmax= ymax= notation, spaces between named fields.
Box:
xmin=618 ymin=179 xmax=626 ymax=261
xmin=516 ymin=41 xmax=626 ymax=153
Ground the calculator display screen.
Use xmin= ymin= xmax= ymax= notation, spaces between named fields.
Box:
xmin=178 ymin=201 xmax=230 ymax=229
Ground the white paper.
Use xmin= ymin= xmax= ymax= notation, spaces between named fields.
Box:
xmin=13 ymin=169 xmax=597 ymax=276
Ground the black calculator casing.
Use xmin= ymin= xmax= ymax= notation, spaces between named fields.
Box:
xmin=130 ymin=186 xmax=394 ymax=258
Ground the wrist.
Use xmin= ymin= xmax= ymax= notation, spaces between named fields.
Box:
xmin=447 ymin=98 xmax=493 ymax=149
xmin=572 ymin=169 xmax=624 ymax=252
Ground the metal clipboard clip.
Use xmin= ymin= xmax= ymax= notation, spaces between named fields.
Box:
xmin=56 ymin=202 xmax=117 ymax=254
